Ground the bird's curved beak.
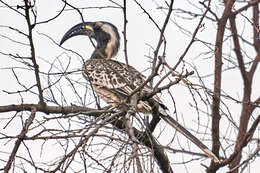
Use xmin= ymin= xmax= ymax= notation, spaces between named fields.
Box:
xmin=60 ymin=22 xmax=94 ymax=45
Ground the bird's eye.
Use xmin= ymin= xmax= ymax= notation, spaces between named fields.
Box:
xmin=93 ymin=23 xmax=101 ymax=31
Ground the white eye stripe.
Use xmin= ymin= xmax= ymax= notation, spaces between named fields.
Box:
xmin=101 ymin=24 xmax=117 ymax=44
xmin=101 ymin=23 xmax=118 ymax=59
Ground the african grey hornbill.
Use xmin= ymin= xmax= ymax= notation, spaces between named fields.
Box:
xmin=60 ymin=21 xmax=219 ymax=163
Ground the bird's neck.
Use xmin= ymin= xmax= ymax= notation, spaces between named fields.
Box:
xmin=91 ymin=42 xmax=118 ymax=60
xmin=91 ymin=47 xmax=107 ymax=59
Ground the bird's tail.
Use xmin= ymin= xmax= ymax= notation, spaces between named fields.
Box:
xmin=160 ymin=114 xmax=220 ymax=163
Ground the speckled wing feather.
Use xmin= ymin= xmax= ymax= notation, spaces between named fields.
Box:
xmin=82 ymin=58 xmax=164 ymax=113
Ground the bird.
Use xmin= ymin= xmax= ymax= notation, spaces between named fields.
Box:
xmin=60 ymin=21 xmax=220 ymax=163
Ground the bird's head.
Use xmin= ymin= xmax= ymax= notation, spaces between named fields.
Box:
xmin=60 ymin=21 xmax=120 ymax=59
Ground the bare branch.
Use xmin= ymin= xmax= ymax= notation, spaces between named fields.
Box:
xmin=4 ymin=106 xmax=36 ymax=173
xmin=23 ymin=0 xmax=45 ymax=105
xmin=209 ymin=0 xmax=236 ymax=172
xmin=122 ymin=0 xmax=129 ymax=66
xmin=0 ymin=103 xmax=110 ymax=115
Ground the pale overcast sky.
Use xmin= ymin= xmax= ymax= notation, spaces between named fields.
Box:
xmin=0 ymin=0 xmax=259 ymax=172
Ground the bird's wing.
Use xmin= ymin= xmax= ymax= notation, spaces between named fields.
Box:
xmin=83 ymin=58 xmax=166 ymax=113
xmin=83 ymin=59 xmax=150 ymax=96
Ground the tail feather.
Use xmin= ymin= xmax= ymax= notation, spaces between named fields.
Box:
xmin=160 ymin=114 xmax=220 ymax=163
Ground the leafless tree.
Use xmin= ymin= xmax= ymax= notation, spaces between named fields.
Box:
xmin=0 ymin=0 xmax=259 ymax=173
